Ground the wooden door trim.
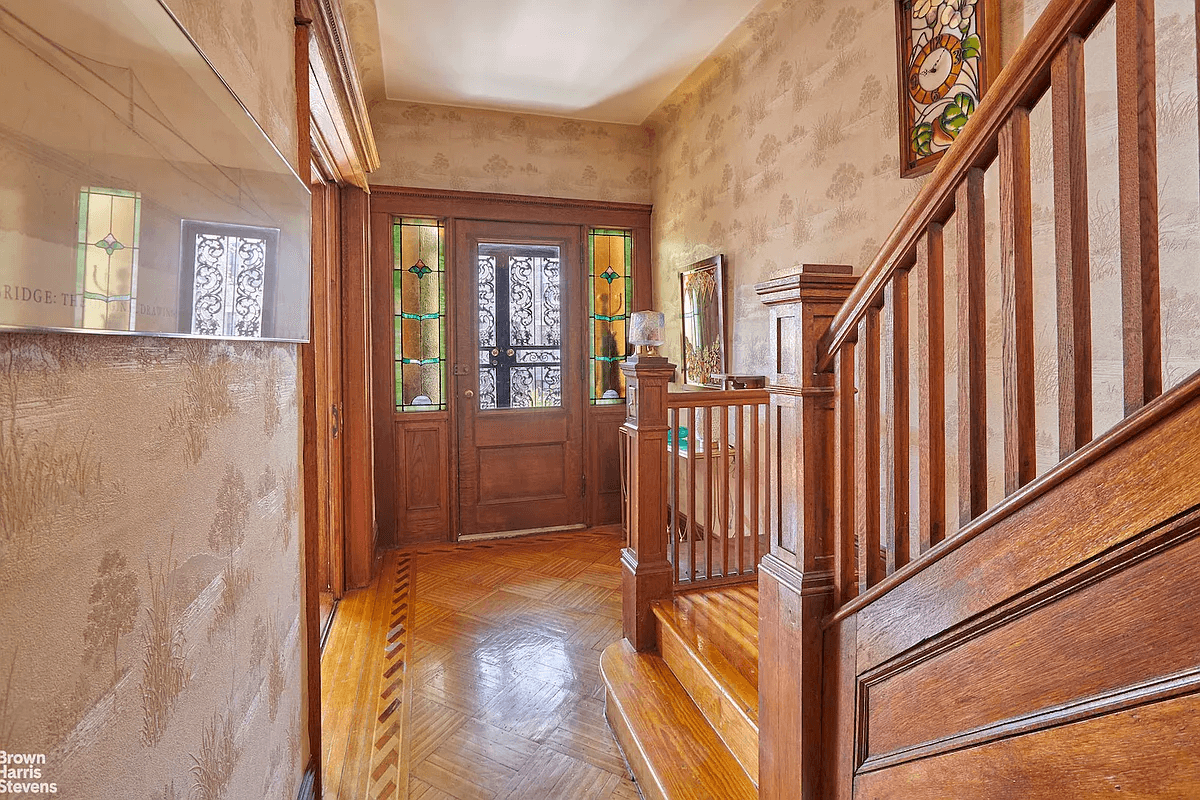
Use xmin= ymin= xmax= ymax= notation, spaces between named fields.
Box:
xmin=371 ymin=185 xmax=652 ymax=227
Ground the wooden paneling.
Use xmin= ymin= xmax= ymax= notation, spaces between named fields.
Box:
xmin=862 ymin=510 xmax=1200 ymax=766
xmin=855 ymin=690 xmax=1200 ymax=798
xmin=589 ymin=407 xmax=626 ymax=527
xmin=393 ymin=417 xmax=450 ymax=543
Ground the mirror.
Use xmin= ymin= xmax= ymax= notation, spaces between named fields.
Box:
xmin=679 ymin=254 xmax=726 ymax=387
xmin=0 ymin=0 xmax=310 ymax=341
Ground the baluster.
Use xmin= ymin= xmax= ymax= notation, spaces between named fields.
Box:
xmin=957 ymin=169 xmax=988 ymax=523
xmin=687 ymin=406 xmax=697 ymax=584
xmin=855 ymin=309 xmax=883 ymax=591
xmin=881 ymin=271 xmax=911 ymax=572
xmin=834 ymin=342 xmax=857 ymax=605
xmin=670 ymin=408 xmax=679 ymax=584
xmin=703 ymin=406 xmax=713 ymax=580
xmin=1053 ymin=35 xmax=1093 ymax=457
xmin=915 ymin=225 xmax=946 ymax=553
xmin=760 ymin=400 xmax=768 ymax=570
xmin=751 ymin=402 xmax=761 ymax=571
xmin=735 ymin=403 xmax=745 ymax=574
xmin=1116 ymin=0 xmax=1162 ymax=414
xmin=720 ymin=403 xmax=730 ymax=577
xmin=999 ymin=108 xmax=1036 ymax=493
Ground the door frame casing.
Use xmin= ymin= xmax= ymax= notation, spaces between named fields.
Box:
xmin=369 ymin=187 xmax=653 ymax=546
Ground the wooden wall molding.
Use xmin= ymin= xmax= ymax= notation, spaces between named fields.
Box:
xmin=308 ymin=0 xmax=379 ymax=189
xmin=371 ymin=185 xmax=653 ymax=226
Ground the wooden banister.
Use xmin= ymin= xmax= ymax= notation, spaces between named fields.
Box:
xmin=814 ymin=0 xmax=1116 ymax=373
xmin=956 ymin=169 xmax=988 ymax=525
xmin=1115 ymin=0 xmax=1162 ymax=414
xmin=915 ymin=225 xmax=945 ymax=551
xmin=998 ymin=107 xmax=1036 ymax=494
xmin=1052 ymin=33 xmax=1093 ymax=458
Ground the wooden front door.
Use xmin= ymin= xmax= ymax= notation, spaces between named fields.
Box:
xmin=455 ymin=220 xmax=584 ymax=536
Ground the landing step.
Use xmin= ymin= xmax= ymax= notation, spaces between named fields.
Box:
xmin=601 ymin=639 xmax=756 ymax=800
xmin=653 ymin=596 xmax=758 ymax=782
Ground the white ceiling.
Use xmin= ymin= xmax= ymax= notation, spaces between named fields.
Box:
xmin=374 ymin=0 xmax=762 ymax=124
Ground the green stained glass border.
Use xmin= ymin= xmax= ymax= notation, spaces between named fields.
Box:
xmin=394 ymin=217 xmax=447 ymax=412
xmin=588 ymin=228 xmax=633 ymax=405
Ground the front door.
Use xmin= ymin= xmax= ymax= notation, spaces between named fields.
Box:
xmin=455 ymin=220 xmax=584 ymax=536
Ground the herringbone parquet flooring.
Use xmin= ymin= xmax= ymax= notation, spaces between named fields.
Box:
xmin=321 ymin=529 xmax=642 ymax=800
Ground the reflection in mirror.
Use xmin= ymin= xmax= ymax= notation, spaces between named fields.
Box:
xmin=0 ymin=0 xmax=310 ymax=341
xmin=680 ymin=255 xmax=727 ymax=387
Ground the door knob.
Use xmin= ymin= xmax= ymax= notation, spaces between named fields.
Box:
xmin=464 ymin=389 xmax=475 ymax=398
xmin=506 ymin=349 xmax=515 ymax=357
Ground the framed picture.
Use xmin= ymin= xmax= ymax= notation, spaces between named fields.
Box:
xmin=679 ymin=255 xmax=727 ymax=388
xmin=895 ymin=0 xmax=999 ymax=177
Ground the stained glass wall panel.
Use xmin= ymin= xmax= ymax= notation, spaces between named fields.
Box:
xmin=394 ymin=218 xmax=446 ymax=411
xmin=589 ymin=229 xmax=633 ymax=403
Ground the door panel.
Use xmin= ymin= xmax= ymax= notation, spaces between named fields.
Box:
xmin=456 ymin=221 xmax=584 ymax=536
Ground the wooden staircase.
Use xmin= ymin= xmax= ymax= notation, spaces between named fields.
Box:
xmin=600 ymin=584 xmax=759 ymax=800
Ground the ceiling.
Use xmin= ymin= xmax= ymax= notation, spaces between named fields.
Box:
xmin=373 ymin=0 xmax=762 ymax=124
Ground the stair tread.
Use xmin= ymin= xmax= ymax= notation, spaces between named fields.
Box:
xmin=652 ymin=598 xmax=759 ymax=724
xmin=667 ymin=584 xmax=759 ymax=692
xmin=601 ymin=639 xmax=757 ymax=800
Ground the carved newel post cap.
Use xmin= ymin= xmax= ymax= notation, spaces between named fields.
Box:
xmin=620 ymin=354 xmax=674 ymax=373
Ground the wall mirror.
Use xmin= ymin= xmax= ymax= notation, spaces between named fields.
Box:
xmin=0 ymin=0 xmax=311 ymax=341
xmin=679 ymin=254 xmax=726 ymax=387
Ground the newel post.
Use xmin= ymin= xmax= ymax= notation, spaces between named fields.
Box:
xmin=619 ymin=354 xmax=676 ymax=651
xmin=755 ymin=265 xmax=857 ymax=800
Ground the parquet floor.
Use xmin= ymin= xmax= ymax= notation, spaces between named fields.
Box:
xmin=321 ymin=528 xmax=642 ymax=800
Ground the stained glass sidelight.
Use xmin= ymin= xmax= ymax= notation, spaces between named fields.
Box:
xmin=394 ymin=218 xmax=446 ymax=411
xmin=588 ymin=229 xmax=633 ymax=404
xmin=477 ymin=242 xmax=561 ymax=410
xmin=76 ymin=187 xmax=141 ymax=331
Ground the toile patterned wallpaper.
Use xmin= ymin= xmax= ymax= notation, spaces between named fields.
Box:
xmin=368 ymin=100 xmax=656 ymax=203
xmin=0 ymin=336 xmax=303 ymax=799
xmin=0 ymin=1 xmax=306 ymax=797
xmin=648 ymin=0 xmax=1200 ymax=518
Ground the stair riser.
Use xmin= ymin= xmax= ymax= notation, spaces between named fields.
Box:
xmin=604 ymin=689 xmax=668 ymax=800
xmin=657 ymin=614 xmax=759 ymax=784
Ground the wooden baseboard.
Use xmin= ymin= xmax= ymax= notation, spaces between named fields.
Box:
xmin=298 ymin=757 xmax=318 ymax=800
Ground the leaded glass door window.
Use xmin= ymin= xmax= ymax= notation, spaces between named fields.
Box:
xmin=476 ymin=242 xmax=562 ymax=410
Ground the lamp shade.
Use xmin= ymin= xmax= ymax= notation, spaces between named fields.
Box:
xmin=629 ymin=311 xmax=665 ymax=347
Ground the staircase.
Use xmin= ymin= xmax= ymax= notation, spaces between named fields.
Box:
xmin=601 ymin=584 xmax=759 ymax=800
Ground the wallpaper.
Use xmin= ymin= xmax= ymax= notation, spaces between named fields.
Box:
xmin=0 ymin=0 xmax=306 ymax=798
xmin=169 ymin=0 xmax=299 ymax=172
xmin=648 ymin=0 xmax=1199 ymax=524
xmin=368 ymin=100 xmax=656 ymax=203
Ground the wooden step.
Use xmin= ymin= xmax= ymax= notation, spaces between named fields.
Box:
xmin=653 ymin=595 xmax=758 ymax=784
xmin=601 ymin=639 xmax=757 ymax=800
xmin=669 ymin=584 xmax=759 ymax=690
